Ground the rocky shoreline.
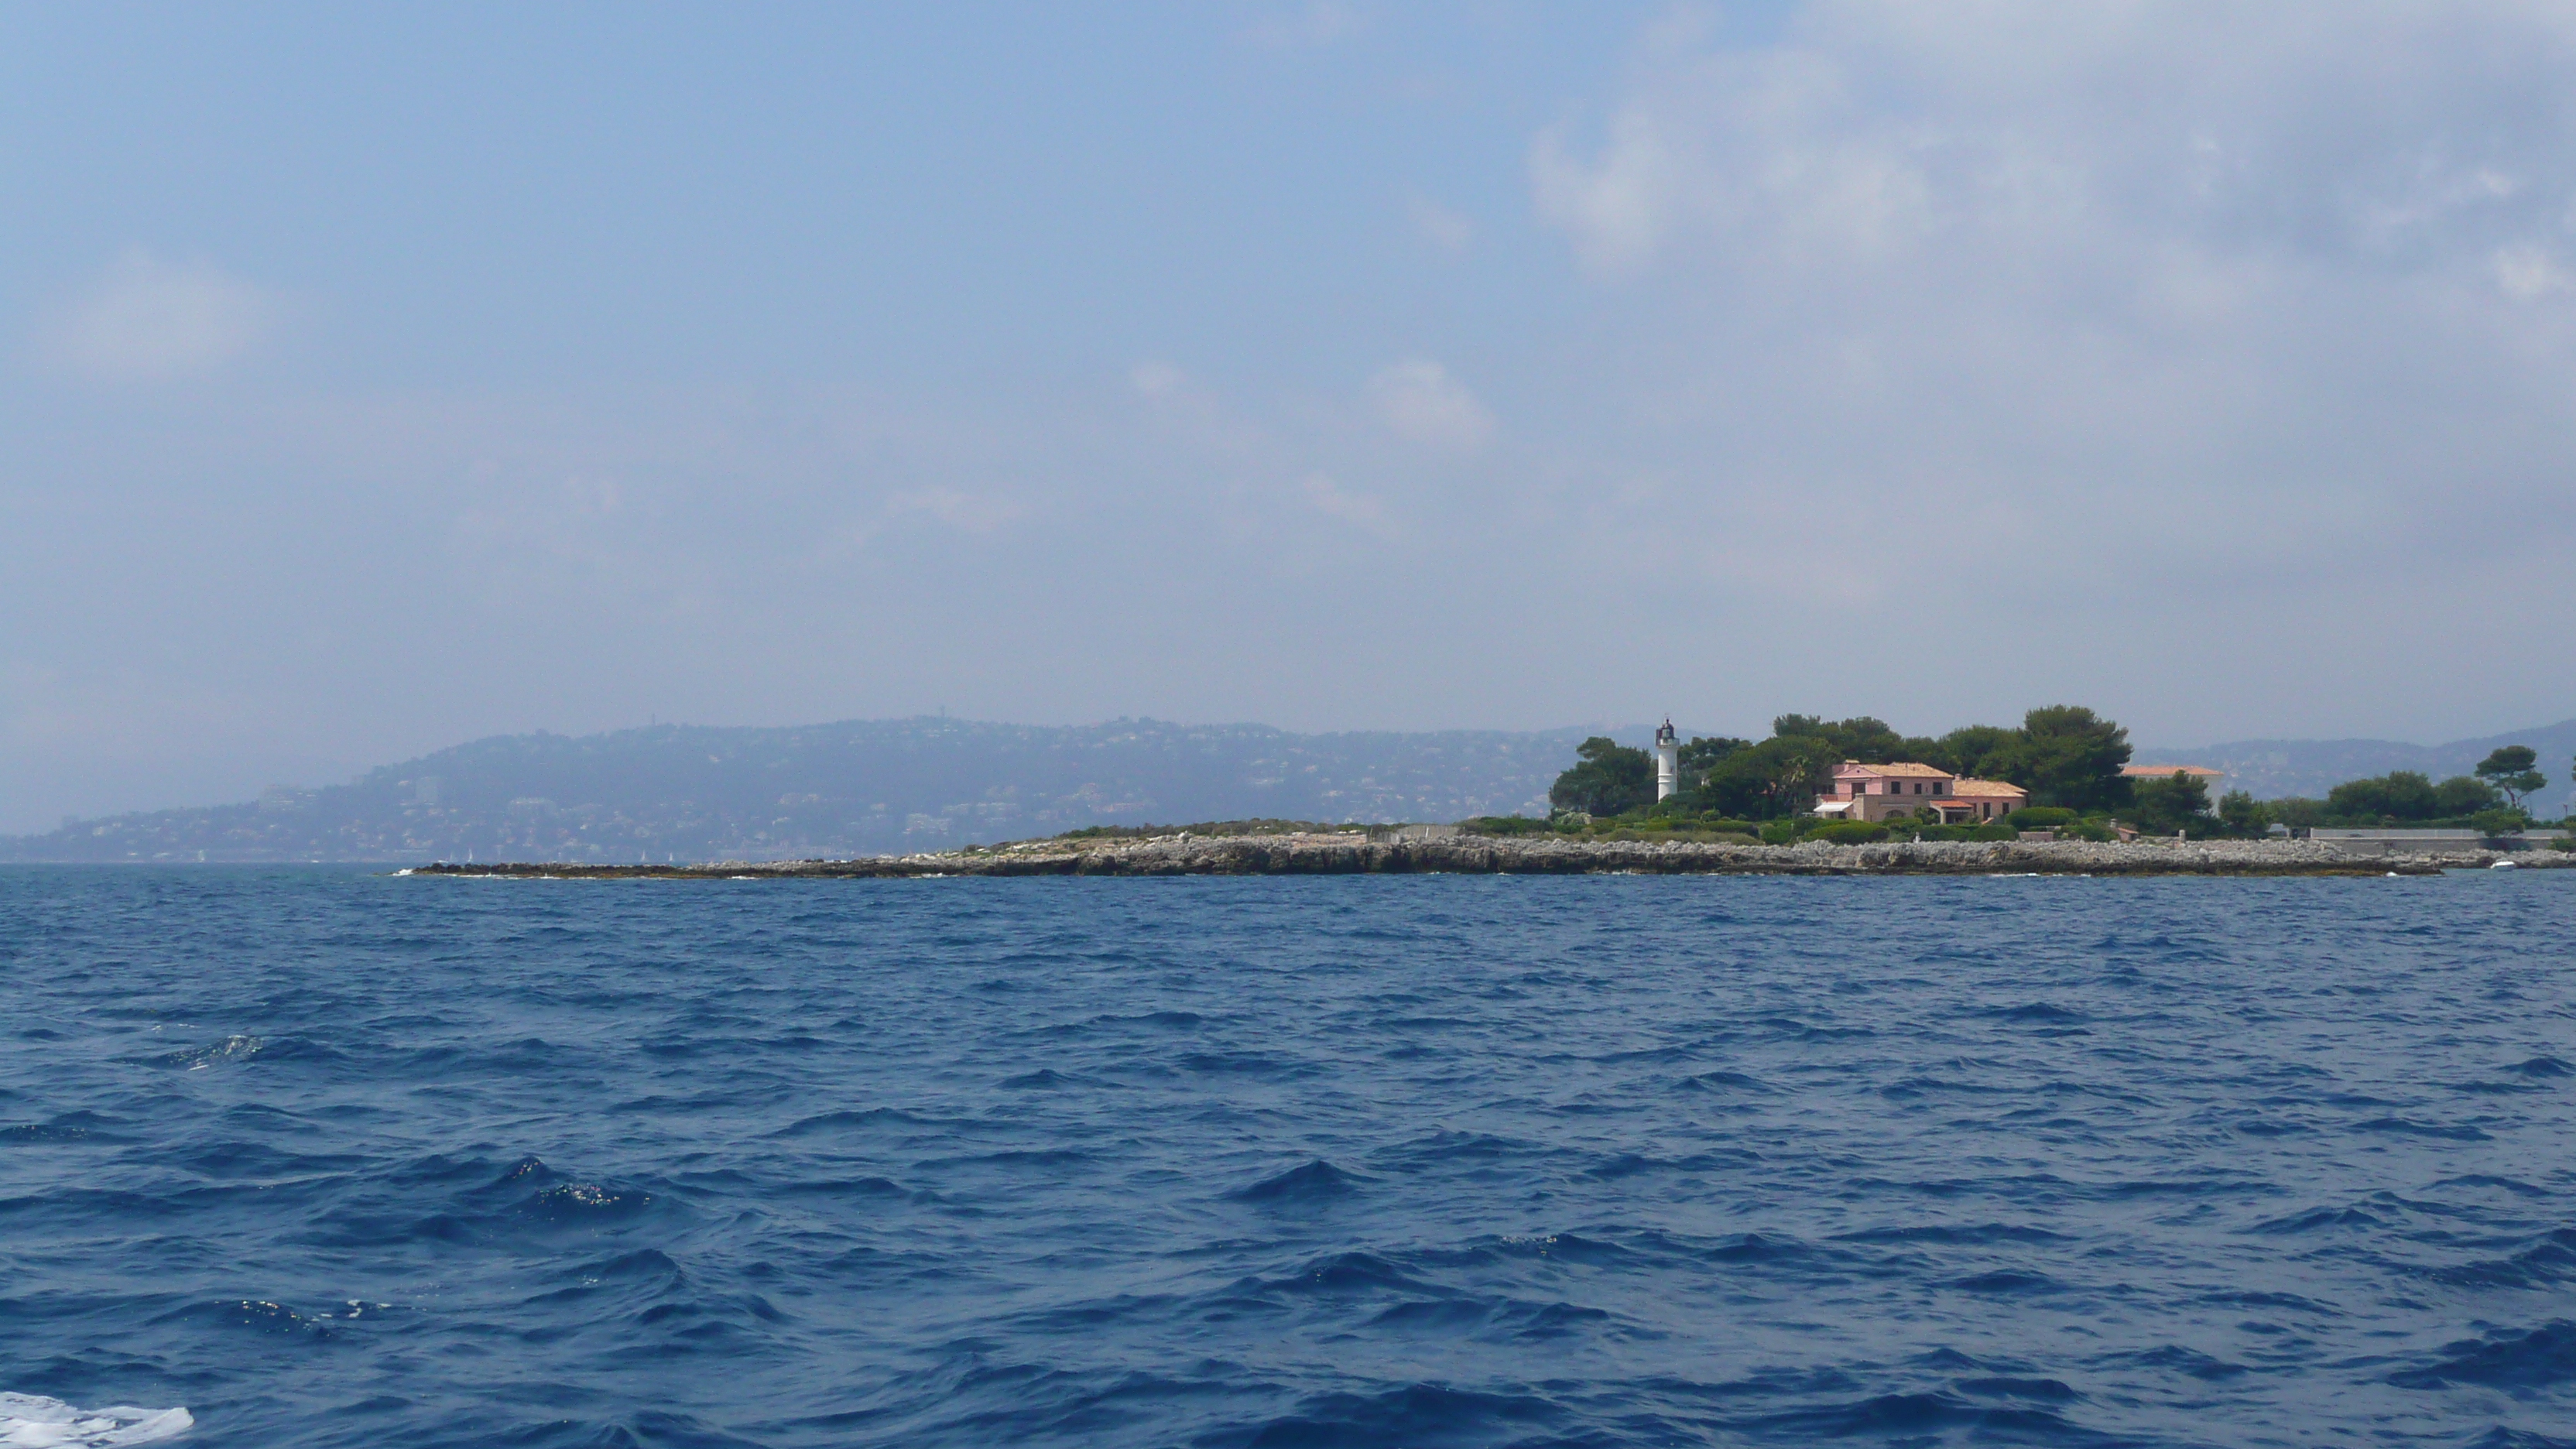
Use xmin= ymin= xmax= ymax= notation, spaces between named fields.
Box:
xmin=406 ymin=832 xmax=2576 ymax=879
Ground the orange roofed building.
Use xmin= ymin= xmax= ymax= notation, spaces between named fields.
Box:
xmin=2121 ymin=765 xmax=2224 ymax=790
xmin=1811 ymin=761 xmax=2030 ymax=824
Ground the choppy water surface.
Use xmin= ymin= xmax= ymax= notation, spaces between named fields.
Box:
xmin=2 ymin=868 xmax=2574 ymax=1447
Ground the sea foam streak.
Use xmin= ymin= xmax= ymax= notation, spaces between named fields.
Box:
xmin=0 ymin=1394 xmax=192 ymax=1446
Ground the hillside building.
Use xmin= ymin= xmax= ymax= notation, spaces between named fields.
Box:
xmin=1810 ymin=761 xmax=2028 ymax=824
xmin=2121 ymin=765 xmax=2224 ymax=790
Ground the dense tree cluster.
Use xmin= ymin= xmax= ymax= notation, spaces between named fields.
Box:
xmin=1546 ymin=713 xmax=2567 ymax=841
xmin=1551 ymin=705 xmax=2138 ymax=824
xmin=1674 ymin=706 xmax=2136 ymax=819
xmin=2281 ymin=747 xmax=2552 ymax=834
xmin=1546 ymin=737 xmax=1658 ymax=817
xmin=2323 ymin=771 xmax=2495 ymax=821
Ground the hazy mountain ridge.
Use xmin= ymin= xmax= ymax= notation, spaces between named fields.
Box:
xmin=15 ymin=713 xmax=2576 ymax=864
xmin=2141 ymin=718 xmax=2576 ymax=810
xmin=3 ymin=718 xmax=1594 ymax=864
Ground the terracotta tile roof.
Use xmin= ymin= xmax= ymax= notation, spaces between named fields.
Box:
xmin=2121 ymin=765 xmax=2223 ymax=778
xmin=1948 ymin=778 xmax=2028 ymax=797
xmin=1836 ymin=761 xmax=1953 ymax=778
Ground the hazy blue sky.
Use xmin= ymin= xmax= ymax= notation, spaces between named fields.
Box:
xmin=9 ymin=2 xmax=2576 ymax=831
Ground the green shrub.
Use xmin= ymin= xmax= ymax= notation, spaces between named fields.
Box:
xmin=2005 ymin=807 xmax=2076 ymax=830
xmin=1056 ymin=819 xmax=1354 ymax=841
xmin=2468 ymin=807 xmax=2530 ymax=840
xmin=2266 ymin=796 xmax=2326 ymax=828
xmin=2063 ymin=820 xmax=2114 ymax=842
xmin=1913 ymin=823 xmax=2016 ymax=842
xmin=1461 ymin=814 xmax=1550 ymax=836
xmin=1810 ymin=821 xmax=1891 ymax=844
xmin=1759 ymin=820 xmax=1800 ymax=845
xmin=2215 ymin=790 xmax=2269 ymax=838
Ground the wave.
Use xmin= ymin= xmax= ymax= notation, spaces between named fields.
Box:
xmin=0 ymin=1392 xmax=192 ymax=1445
xmin=2390 ymin=1320 xmax=2576 ymax=1391
xmin=1231 ymin=1160 xmax=1364 ymax=1204
xmin=9 ymin=866 xmax=2574 ymax=1445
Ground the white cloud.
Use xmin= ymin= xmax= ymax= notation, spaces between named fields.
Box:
xmin=889 ymin=486 xmax=1022 ymax=534
xmin=2493 ymin=242 xmax=2571 ymax=300
xmin=1300 ymin=473 xmax=1389 ymax=532
xmin=54 ymin=249 xmax=269 ymax=380
xmin=1368 ymin=358 xmax=1494 ymax=450
xmin=1246 ymin=2 xmax=1362 ymax=50
xmin=1519 ymin=3 xmax=2576 ymax=549
xmin=1406 ymin=195 xmax=1475 ymax=252
xmin=1530 ymin=5 xmax=2576 ymax=288
xmin=1532 ymin=110 xmax=1678 ymax=275
xmin=1130 ymin=360 xmax=1186 ymax=398
xmin=1479 ymin=0 xmax=2576 ymax=737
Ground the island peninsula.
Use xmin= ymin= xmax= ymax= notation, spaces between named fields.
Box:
xmin=409 ymin=828 xmax=2565 ymax=879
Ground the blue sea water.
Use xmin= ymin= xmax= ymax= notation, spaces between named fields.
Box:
xmin=2 ymin=867 xmax=2574 ymax=1447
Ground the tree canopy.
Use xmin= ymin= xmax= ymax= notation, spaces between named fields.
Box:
xmin=1925 ymin=724 xmax=2018 ymax=781
xmin=1770 ymin=714 xmax=1912 ymax=764
xmin=2126 ymin=772 xmax=2213 ymax=836
xmin=2325 ymin=771 xmax=2443 ymax=822
xmin=2474 ymin=745 xmax=2546 ymax=807
xmin=1692 ymin=734 xmax=1845 ymax=818
xmin=2434 ymin=775 xmax=2503 ymax=817
xmin=2215 ymin=790 xmax=2268 ymax=838
xmin=1995 ymin=705 xmax=2134 ymax=810
xmin=1547 ymin=737 xmax=1656 ymax=816
xmin=2299 ymin=769 xmax=2511 ymax=827
xmin=1548 ymin=705 xmax=2136 ymax=823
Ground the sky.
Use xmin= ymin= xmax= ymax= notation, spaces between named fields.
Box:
xmin=8 ymin=1 xmax=2576 ymax=832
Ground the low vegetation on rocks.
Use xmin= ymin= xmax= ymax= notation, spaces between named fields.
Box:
xmin=416 ymin=831 xmax=2576 ymax=881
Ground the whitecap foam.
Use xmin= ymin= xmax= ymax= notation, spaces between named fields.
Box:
xmin=0 ymin=1393 xmax=192 ymax=1446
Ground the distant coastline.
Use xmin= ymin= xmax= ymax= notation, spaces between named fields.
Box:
xmin=406 ymin=832 xmax=2571 ymax=880
xmin=20 ymin=712 xmax=2576 ymax=865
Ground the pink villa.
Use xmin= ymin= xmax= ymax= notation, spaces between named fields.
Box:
xmin=1811 ymin=762 xmax=2030 ymax=824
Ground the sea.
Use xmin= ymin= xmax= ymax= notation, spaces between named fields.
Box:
xmin=1 ymin=865 xmax=2572 ymax=1448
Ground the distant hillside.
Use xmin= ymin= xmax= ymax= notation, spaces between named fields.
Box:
xmin=3 ymin=718 xmax=1601 ymax=864
xmin=2138 ymin=718 xmax=2576 ymax=811
xmin=23 ymin=711 xmax=2576 ymax=865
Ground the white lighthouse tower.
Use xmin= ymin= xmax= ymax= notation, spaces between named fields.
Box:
xmin=1654 ymin=719 xmax=1680 ymax=802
